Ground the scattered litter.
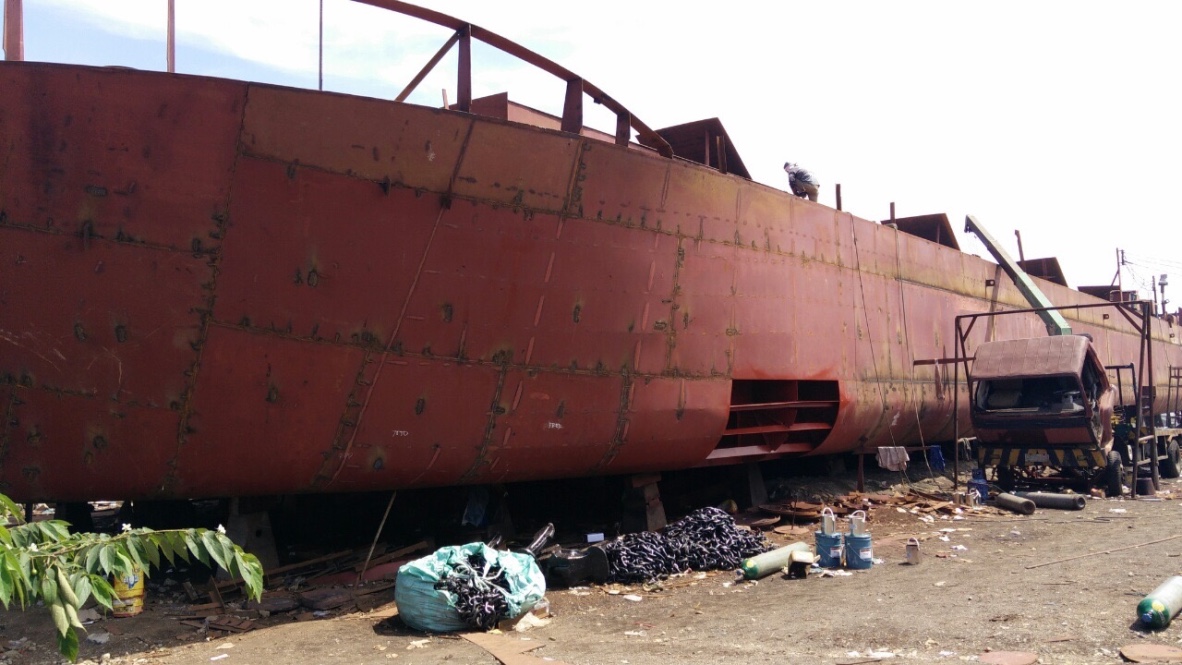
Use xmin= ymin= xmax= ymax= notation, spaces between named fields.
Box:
xmin=87 ymin=631 xmax=111 ymax=645
xmin=951 ymin=545 xmax=968 ymax=551
xmin=1010 ymin=530 xmax=1021 ymax=536
xmin=312 ymin=611 xmax=331 ymax=618
xmin=622 ymin=594 xmax=643 ymax=602
xmin=210 ymin=656 xmax=228 ymax=662
xmin=934 ymin=581 xmax=946 ymax=587
xmin=819 ymin=569 xmax=853 ymax=577
xmin=938 ymin=651 xmax=956 ymax=657
xmin=938 ymin=536 xmax=950 ymax=542
xmin=1110 ymin=508 xmax=1128 ymax=514
xmin=407 ymin=639 xmax=429 ymax=650
xmin=624 ymin=630 xmax=647 ymax=637
xmin=216 ymin=643 xmax=235 ymax=650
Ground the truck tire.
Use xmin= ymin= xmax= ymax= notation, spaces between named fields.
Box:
xmin=1105 ymin=449 xmax=1124 ymax=498
xmin=1161 ymin=439 xmax=1181 ymax=479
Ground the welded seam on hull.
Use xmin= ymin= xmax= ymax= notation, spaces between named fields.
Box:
xmin=159 ymin=84 xmax=251 ymax=496
xmin=591 ymin=373 xmax=634 ymax=471
xmin=455 ymin=133 xmax=589 ymax=484
xmin=0 ymin=214 xmax=222 ymax=258
xmin=0 ymin=388 xmax=18 ymax=488
xmin=459 ymin=363 xmax=510 ymax=482
xmin=314 ymin=119 xmax=479 ymax=488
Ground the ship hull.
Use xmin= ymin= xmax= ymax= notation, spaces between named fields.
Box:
xmin=2 ymin=63 xmax=1180 ymax=502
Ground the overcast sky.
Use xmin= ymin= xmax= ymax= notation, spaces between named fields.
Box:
xmin=10 ymin=0 xmax=1182 ymax=305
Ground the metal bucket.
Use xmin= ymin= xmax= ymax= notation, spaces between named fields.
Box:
xmin=815 ymin=530 xmax=844 ymax=568
xmin=820 ymin=506 xmax=836 ymax=535
xmin=849 ymin=510 xmax=867 ymax=536
xmin=904 ymin=538 xmax=921 ymax=565
xmin=845 ymin=532 xmax=874 ymax=570
xmin=111 ymin=569 xmax=145 ymax=617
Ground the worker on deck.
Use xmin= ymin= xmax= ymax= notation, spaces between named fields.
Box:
xmin=784 ymin=162 xmax=819 ymax=202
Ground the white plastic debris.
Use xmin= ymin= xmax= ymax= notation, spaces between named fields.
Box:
xmin=622 ymin=594 xmax=643 ymax=602
xmin=86 ymin=632 xmax=111 ymax=645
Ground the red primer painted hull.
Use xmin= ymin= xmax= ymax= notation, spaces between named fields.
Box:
xmin=2 ymin=63 xmax=1179 ymax=502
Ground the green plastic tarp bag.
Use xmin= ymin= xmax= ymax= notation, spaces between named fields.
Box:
xmin=395 ymin=542 xmax=546 ymax=632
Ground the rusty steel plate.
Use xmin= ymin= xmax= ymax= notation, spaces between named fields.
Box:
xmin=977 ymin=651 xmax=1039 ymax=665
xmin=1120 ymin=644 xmax=1182 ymax=663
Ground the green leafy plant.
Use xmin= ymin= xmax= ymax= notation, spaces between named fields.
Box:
xmin=0 ymin=493 xmax=264 ymax=661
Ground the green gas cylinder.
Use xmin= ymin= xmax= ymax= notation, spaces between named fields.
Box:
xmin=1138 ymin=576 xmax=1182 ymax=629
xmin=739 ymin=542 xmax=812 ymax=580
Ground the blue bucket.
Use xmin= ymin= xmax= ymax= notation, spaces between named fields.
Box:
xmin=815 ymin=531 xmax=844 ymax=568
xmin=845 ymin=533 xmax=874 ymax=570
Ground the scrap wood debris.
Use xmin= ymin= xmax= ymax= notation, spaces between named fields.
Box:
xmin=759 ymin=488 xmax=1019 ymax=525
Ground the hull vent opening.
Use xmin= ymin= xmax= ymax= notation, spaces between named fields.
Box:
xmin=707 ymin=379 xmax=839 ymax=463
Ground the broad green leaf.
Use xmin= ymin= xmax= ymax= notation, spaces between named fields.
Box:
xmin=49 ymin=600 xmax=69 ymax=636
xmin=201 ymin=531 xmax=229 ymax=571
xmin=64 ymin=602 xmax=83 ymax=629
xmin=0 ymin=563 xmax=12 ymax=608
xmin=16 ymin=550 xmax=33 ymax=590
xmin=4 ymin=551 xmax=27 ymax=607
xmin=124 ymin=536 xmax=146 ymax=572
xmin=184 ymin=530 xmax=209 ymax=567
xmin=84 ymin=545 xmax=102 ymax=574
xmin=237 ymin=551 xmax=264 ymax=601
xmin=115 ymin=551 xmax=136 ymax=578
xmin=71 ymin=573 xmax=92 ymax=608
xmin=141 ymin=536 xmax=161 ymax=569
xmin=218 ymin=537 xmax=238 ymax=575
xmin=0 ymin=493 xmax=22 ymax=524
xmin=88 ymin=574 xmax=114 ymax=610
xmin=168 ymin=531 xmax=190 ymax=563
xmin=44 ymin=520 xmax=70 ymax=542
xmin=98 ymin=544 xmax=114 ymax=573
xmin=58 ymin=626 xmax=80 ymax=662
xmin=154 ymin=533 xmax=176 ymax=565
xmin=0 ymin=523 xmax=11 ymax=546
xmin=40 ymin=576 xmax=59 ymax=604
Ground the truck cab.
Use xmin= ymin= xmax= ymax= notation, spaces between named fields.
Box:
xmin=971 ymin=334 xmax=1119 ymax=493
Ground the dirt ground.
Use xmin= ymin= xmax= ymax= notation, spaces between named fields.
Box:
xmin=4 ymin=469 xmax=1182 ymax=665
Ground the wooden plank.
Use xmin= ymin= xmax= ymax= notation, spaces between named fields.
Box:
xmin=462 ymin=631 xmax=569 ymax=665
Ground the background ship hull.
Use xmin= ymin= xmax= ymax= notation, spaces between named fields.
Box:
xmin=2 ymin=63 xmax=1179 ymax=502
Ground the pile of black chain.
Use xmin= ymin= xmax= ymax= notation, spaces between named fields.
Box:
xmin=603 ymin=507 xmax=771 ymax=583
xmin=434 ymin=551 xmax=510 ymax=630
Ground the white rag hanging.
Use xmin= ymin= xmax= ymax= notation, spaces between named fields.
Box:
xmin=876 ymin=446 xmax=910 ymax=472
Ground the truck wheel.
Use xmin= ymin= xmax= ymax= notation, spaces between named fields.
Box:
xmin=1105 ymin=449 xmax=1124 ymax=498
xmin=1160 ymin=439 xmax=1181 ymax=479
